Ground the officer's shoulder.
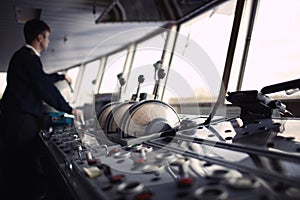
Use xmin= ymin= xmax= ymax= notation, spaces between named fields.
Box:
xmin=15 ymin=46 xmax=36 ymax=57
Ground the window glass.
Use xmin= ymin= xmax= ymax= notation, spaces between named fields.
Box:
xmin=123 ymin=30 xmax=168 ymax=101
xmin=240 ymin=0 xmax=300 ymax=99
xmin=163 ymin=0 xmax=236 ymax=112
xmin=99 ymin=51 xmax=127 ymax=95
xmin=75 ymin=60 xmax=100 ymax=107
xmin=226 ymin=0 xmax=252 ymax=95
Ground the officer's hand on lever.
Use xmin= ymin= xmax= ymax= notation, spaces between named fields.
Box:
xmin=64 ymin=74 xmax=73 ymax=84
xmin=72 ymin=108 xmax=84 ymax=124
xmin=64 ymin=74 xmax=74 ymax=93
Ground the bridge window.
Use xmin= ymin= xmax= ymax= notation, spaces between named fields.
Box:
xmin=162 ymin=0 xmax=236 ymax=114
xmin=233 ymin=0 xmax=300 ymax=99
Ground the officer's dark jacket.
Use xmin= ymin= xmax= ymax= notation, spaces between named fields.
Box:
xmin=0 ymin=46 xmax=73 ymax=118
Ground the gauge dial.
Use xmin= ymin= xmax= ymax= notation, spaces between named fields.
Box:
xmin=105 ymin=101 xmax=137 ymax=133
xmin=120 ymin=100 xmax=180 ymax=137
xmin=98 ymin=102 xmax=121 ymax=130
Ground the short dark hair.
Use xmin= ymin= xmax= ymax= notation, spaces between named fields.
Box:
xmin=23 ymin=19 xmax=50 ymax=44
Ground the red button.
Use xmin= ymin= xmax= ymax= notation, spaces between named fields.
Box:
xmin=109 ymin=148 xmax=120 ymax=156
xmin=134 ymin=158 xmax=145 ymax=165
xmin=87 ymin=158 xmax=97 ymax=165
xmin=111 ymin=174 xmax=125 ymax=183
xmin=135 ymin=191 xmax=153 ymax=200
xmin=178 ymin=177 xmax=194 ymax=187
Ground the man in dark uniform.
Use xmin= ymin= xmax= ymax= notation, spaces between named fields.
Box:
xmin=0 ymin=19 xmax=82 ymax=199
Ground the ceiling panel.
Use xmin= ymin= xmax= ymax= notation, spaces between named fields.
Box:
xmin=0 ymin=0 xmax=165 ymax=72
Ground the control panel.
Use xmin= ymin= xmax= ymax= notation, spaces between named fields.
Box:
xmin=40 ymin=115 xmax=300 ymax=200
